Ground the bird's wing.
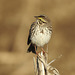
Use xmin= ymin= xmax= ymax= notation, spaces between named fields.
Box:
xmin=27 ymin=33 xmax=31 ymax=45
xmin=27 ymin=22 xmax=35 ymax=45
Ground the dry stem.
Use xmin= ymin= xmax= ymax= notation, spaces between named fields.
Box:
xmin=33 ymin=45 xmax=60 ymax=75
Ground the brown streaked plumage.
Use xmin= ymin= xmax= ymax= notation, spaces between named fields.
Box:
xmin=27 ymin=15 xmax=52 ymax=54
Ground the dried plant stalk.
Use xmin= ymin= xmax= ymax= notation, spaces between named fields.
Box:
xmin=33 ymin=45 xmax=60 ymax=75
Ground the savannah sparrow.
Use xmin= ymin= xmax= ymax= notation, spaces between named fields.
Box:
xmin=27 ymin=15 xmax=52 ymax=54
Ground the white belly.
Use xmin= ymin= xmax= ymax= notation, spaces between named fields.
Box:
xmin=31 ymin=26 xmax=51 ymax=47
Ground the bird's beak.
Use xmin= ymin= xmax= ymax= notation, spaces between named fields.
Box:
xmin=34 ymin=16 xmax=38 ymax=18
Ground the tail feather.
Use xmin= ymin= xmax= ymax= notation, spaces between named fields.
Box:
xmin=27 ymin=44 xmax=37 ymax=54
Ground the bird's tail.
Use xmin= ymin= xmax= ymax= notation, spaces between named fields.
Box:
xmin=27 ymin=43 xmax=37 ymax=54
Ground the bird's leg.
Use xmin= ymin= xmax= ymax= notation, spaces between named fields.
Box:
xmin=41 ymin=48 xmax=48 ymax=55
xmin=41 ymin=48 xmax=45 ymax=55
xmin=34 ymin=45 xmax=41 ymax=58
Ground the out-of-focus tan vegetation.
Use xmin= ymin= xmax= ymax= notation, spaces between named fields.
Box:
xmin=0 ymin=0 xmax=75 ymax=75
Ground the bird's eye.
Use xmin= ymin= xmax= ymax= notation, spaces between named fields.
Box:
xmin=39 ymin=19 xmax=41 ymax=21
xmin=39 ymin=18 xmax=46 ymax=23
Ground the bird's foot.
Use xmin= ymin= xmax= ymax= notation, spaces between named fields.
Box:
xmin=36 ymin=51 xmax=41 ymax=58
xmin=41 ymin=48 xmax=48 ymax=55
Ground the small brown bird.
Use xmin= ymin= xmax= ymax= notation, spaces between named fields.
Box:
xmin=27 ymin=15 xmax=52 ymax=54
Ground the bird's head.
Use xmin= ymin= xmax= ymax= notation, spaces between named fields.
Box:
xmin=34 ymin=15 xmax=50 ymax=25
